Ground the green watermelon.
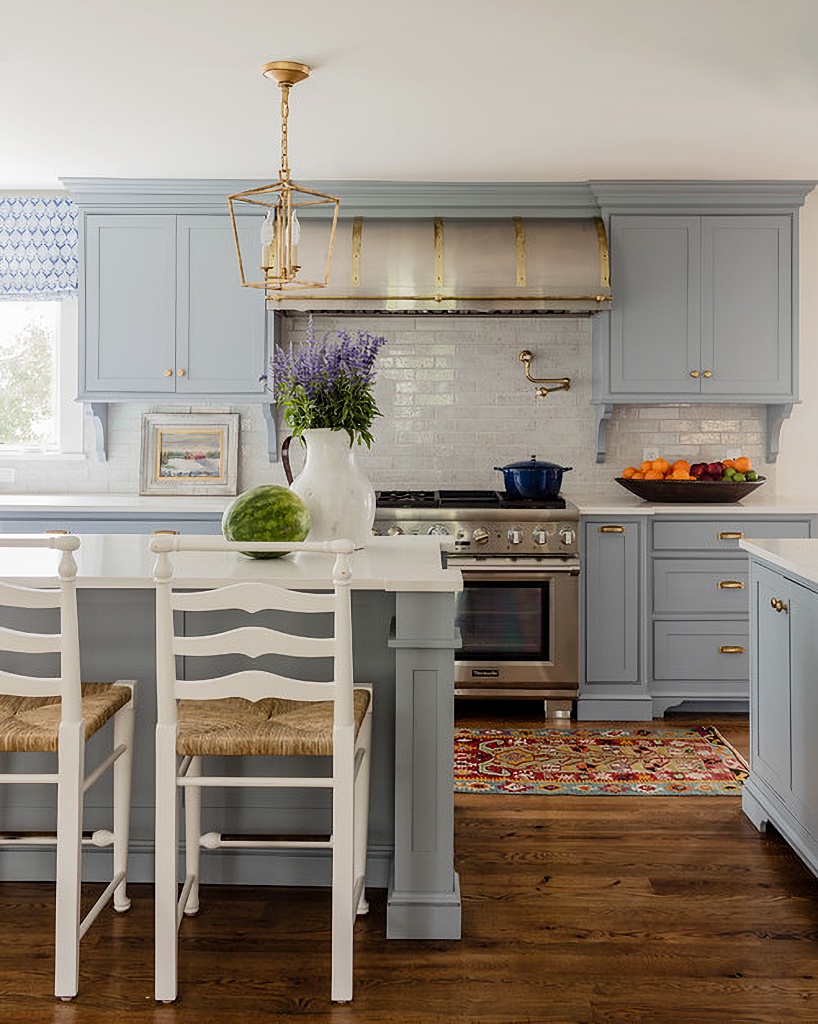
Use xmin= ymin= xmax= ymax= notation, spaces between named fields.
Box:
xmin=221 ymin=485 xmax=311 ymax=558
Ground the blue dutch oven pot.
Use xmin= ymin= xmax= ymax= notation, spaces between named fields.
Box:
xmin=494 ymin=456 xmax=573 ymax=499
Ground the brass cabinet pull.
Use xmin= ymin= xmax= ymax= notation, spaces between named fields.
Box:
xmin=163 ymin=369 xmax=173 ymax=377
xmin=770 ymin=598 xmax=789 ymax=613
xmin=717 ymin=580 xmax=745 ymax=589
xmin=177 ymin=368 xmax=186 ymax=377
xmin=689 ymin=369 xmax=700 ymax=378
xmin=599 ymin=525 xmax=626 ymax=534
xmin=702 ymin=369 xmax=713 ymax=378
xmin=719 ymin=645 xmax=745 ymax=654
xmin=718 ymin=531 xmax=744 ymax=540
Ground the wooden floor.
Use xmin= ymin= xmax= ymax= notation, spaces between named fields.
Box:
xmin=2 ymin=708 xmax=817 ymax=1023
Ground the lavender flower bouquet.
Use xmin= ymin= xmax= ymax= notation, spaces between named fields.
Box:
xmin=264 ymin=321 xmax=388 ymax=447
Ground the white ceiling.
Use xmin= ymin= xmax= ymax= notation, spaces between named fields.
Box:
xmin=4 ymin=0 xmax=818 ymax=190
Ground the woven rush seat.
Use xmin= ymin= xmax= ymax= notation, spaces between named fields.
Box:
xmin=0 ymin=683 xmax=133 ymax=753
xmin=177 ymin=690 xmax=371 ymax=757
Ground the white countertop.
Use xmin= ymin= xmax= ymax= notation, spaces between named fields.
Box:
xmin=1 ymin=489 xmax=816 ymax=518
xmin=0 ymin=534 xmax=462 ymax=593
xmin=740 ymin=538 xmax=818 ymax=589
xmin=0 ymin=495 xmax=230 ymax=514
xmin=567 ymin=487 xmax=818 ymax=516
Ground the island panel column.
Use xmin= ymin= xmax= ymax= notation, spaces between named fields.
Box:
xmin=387 ymin=590 xmax=461 ymax=939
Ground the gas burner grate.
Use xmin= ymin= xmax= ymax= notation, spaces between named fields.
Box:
xmin=376 ymin=489 xmax=568 ymax=510
xmin=375 ymin=490 xmax=438 ymax=509
xmin=438 ymin=490 xmax=501 ymax=507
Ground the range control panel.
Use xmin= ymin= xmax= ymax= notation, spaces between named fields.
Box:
xmin=372 ymin=519 xmax=578 ymax=556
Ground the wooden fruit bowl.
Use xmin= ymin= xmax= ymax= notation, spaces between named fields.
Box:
xmin=615 ymin=476 xmax=766 ymax=504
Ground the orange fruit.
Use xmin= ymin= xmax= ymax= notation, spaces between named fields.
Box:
xmin=651 ymin=458 xmax=670 ymax=474
xmin=734 ymin=456 xmax=752 ymax=473
xmin=669 ymin=469 xmax=693 ymax=480
xmin=644 ymin=470 xmax=664 ymax=480
xmin=621 ymin=466 xmax=638 ymax=479
xmin=640 ymin=460 xmax=653 ymax=474
xmin=723 ymin=459 xmax=736 ymax=469
xmin=672 ymin=459 xmax=691 ymax=473
xmin=631 ymin=471 xmax=645 ymax=479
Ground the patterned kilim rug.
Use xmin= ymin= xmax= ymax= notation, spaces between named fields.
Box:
xmin=453 ymin=725 xmax=749 ymax=795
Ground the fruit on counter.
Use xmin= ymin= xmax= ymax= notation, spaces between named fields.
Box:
xmin=222 ymin=484 xmax=312 ymax=557
xmin=621 ymin=455 xmax=757 ymax=482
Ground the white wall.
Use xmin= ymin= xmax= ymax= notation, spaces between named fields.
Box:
xmin=775 ymin=189 xmax=818 ymax=499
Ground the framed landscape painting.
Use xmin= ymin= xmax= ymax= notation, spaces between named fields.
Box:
xmin=139 ymin=413 xmax=239 ymax=495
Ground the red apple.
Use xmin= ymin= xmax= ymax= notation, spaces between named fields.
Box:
xmin=690 ymin=463 xmax=707 ymax=478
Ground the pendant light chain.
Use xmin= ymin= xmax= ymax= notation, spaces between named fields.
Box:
xmin=279 ymin=82 xmax=291 ymax=182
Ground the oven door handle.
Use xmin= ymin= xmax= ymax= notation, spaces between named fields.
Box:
xmin=451 ymin=563 xmax=580 ymax=579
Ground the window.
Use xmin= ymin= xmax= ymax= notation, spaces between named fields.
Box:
xmin=0 ymin=298 xmax=83 ymax=455
xmin=0 ymin=195 xmax=82 ymax=456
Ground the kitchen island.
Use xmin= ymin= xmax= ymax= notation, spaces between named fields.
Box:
xmin=740 ymin=538 xmax=818 ymax=881
xmin=0 ymin=534 xmax=463 ymax=940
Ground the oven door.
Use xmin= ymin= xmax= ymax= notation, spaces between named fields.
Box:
xmin=451 ymin=560 xmax=579 ymax=698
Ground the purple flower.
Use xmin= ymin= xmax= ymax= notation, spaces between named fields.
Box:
xmin=264 ymin=318 xmax=388 ymax=446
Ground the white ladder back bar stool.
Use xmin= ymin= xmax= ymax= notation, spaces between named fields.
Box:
xmin=0 ymin=534 xmax=135 ymax=1000
xmin=150 ymin=535 xmax=373 ymax=1005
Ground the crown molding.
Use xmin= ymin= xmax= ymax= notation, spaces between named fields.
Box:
xmin=60 ymin=178 xmax=817 ymax=218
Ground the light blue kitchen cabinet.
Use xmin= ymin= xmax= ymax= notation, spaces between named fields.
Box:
xmin=648 ymin=514 xmax=814 ymax=716
xmin=579 ymin=517 xmax=650 ymax=720
xmin=81 ymin=214 xmax=267 ymax=399
xmin=603 ymin=214 xmax=794 ymax=401
xmin=743 ymin=557 xmax=818 ymax=879
xmin=83 ymin=216 xmax=177 ymax=394
xmin=607 ymin=216 xmax=702 ymax=396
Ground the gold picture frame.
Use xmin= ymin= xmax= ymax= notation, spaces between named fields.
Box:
xmin=139 ymin=413 xmax=239 ymax=496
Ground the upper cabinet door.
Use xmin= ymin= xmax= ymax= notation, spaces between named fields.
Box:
xmin=175 ymin=216 xmax=268 ymax=395
xmin=700 ymin=216 xmax=793 ymax=396
xmin=83 ymin=216 xmax=177 ymax=393
xmin=608 ymin=216 xmax=701 ymax=395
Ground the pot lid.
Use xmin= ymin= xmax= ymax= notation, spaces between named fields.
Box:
xmin=495 ymin=456 xmax=572 ymax=471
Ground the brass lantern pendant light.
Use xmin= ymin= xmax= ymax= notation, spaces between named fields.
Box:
xmin=228 ymin=60 xmax=340 ymax=295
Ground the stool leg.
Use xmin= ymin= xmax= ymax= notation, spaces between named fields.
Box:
xmin=155 ymin=724 xmax=179 ymax=1003
xmin=183 ymin=755 xmax=201 ymax=915
xmin=353 ymin=707 xmax=373 ymax=915
xmin=331 ymin=725 xmax=355 ymax=1003
xmin=113 ymin=693 xmax=135 ymax=912
xmin=54 ymin=721 xmax=84 ymax=1001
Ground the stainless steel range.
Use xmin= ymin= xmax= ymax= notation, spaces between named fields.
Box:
xmin=373 ymin=490 xmax=580 ymax=718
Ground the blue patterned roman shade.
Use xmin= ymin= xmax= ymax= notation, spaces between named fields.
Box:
xmin=0 ymin=196 xmax=78 ymax=300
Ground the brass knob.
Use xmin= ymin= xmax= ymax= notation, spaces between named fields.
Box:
xmin=770 ymin=598 xmax=788 ymax=613
xmin=164 ymin=369 xmax=173 ymax=377
xmin=719 ymin=645 xmax=745 ymax=654
xmin=718 ymin=532 xmax=744 ymax=541
xmin=177 ymin=368 xmax=186 ymax=377
xmin=718 ymin=580 xmax=745 ymax=589
xmin=599 ymin=525 xmax=626 ymax=534
xmin=690 ymin=370 xmax=700 ymax=378
xmin=703 ymin=369 xmax=713 ymax=378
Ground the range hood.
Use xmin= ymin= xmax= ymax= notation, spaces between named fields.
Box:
xmin=267 ymin=216 xmax=611 ymax=314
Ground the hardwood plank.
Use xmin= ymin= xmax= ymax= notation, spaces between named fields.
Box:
xmin=0 ymin=711 xmax=816 ymax=1021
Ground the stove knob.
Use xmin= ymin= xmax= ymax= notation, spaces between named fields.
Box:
xmin=507 ymin=528 xmax=524 ymax=545
xmin=472 ymin=527 xmax=490 ymax=546
xmin=427 ymin=524 xmax=450 ymax=536
xmin=559 ymin=527 xmax=576 ymax=547
xmin=533 ymin=528 xmax=549 ymax=546
xmin=387 ymin=526 xmax=404 ymax=536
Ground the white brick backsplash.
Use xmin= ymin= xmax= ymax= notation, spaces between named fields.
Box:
xmin=0 ymin=314 xmax=774 ymax=495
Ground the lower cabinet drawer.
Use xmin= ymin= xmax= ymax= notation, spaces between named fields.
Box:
xmin=653 ymin=558 xmax=749 ymax=614
xmin=653 ymin=518 xmax=811 ymax=551
xmin=653 ymin=619 xmax=749 ymax=680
